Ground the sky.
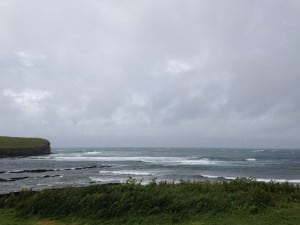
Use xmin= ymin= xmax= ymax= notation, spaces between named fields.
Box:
xmin=0 ymin=0 xmax=300 ymax=148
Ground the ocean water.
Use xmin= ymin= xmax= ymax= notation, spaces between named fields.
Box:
xmin=1 ymin=147 xmax=300 ymax=194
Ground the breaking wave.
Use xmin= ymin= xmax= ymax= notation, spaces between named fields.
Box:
xmin=253 ymin=149 xmax=265 ymax=152
xmin=200 ymin=174 xmax=300 ymax=184
xmin=37 ymin=154 xmax=223 ymax=166
xmin=256 ymin=178 xmax=300 ymax=184
xmin=89 ymin=177 xmax=127 ymax=183
xmin=245 ymin=158 xmax=256 ymax=161
xmin=99 ymin=170 xmax=152 ymax=176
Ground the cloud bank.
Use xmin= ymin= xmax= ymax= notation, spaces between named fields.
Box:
xmin=0 ymin=0 xmax=299 ymax=148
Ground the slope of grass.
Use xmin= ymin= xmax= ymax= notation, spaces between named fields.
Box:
xmin=0 ymin=136 xmax=50 ymax=157
xmin=0 ymin=136 xmax=49 ymax=149
xmin=0 ymin=179 xmax=300 ymax=224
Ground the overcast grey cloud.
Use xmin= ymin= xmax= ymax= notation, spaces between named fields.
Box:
xmin=0 ymin=0 xmax=299 ymax=148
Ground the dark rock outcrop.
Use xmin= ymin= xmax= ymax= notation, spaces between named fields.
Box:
xmin=0 ymin=144 xmax=50 ymax=157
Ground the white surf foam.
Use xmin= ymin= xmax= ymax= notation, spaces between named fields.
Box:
xmin=246 ymin=158 xmax=256 ymax=161
xmin=46 ymin=155 xmax=222 ymax=166
xmin=223 ymin=176 xmax=237 ymax=180
xmin=84 ymin=151 xmax=102 ymax=155
xmin=201 ymin=174 xmax=236 ymax=180
xmin=288 ymin=179 xmax=300 ymax=184
xmin=253 ymin=149 xmax=265 ymax=152
xmin=200 ymin=176 xmax=300 ymax=184
xmin=99 ymin=170 xmax=152 ymax=176
xmin=179 ymin=158 xmax=220 ymax=165
xmin=201 ymin=174 xmax=219 ymax=179
xmin=89 ymin=177 xmax=127 ymax=183
xmin=256 ymin=178 xmax=300 ymax=183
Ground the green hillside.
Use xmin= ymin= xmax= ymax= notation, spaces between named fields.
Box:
xmin=0 ymin=136 xmax=50 ymax=157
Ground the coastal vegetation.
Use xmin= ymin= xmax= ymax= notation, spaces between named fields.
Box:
xmin=0 ymin=136 xmax=50 ymax=157
xmin=0 ymin=179 xmax=299 ymax=224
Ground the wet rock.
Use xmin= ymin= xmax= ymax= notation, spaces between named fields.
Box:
xmin=0 ymin=176 xmax=29 ymax=182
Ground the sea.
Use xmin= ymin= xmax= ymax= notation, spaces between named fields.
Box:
xmin=1 ymin=147 xmax=300 ymax=194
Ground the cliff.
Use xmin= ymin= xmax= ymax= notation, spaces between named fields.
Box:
xmin=0 ymin=136 xmax=51 ymax=157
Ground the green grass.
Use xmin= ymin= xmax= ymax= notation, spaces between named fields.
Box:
xmin=0 ymin=179 xmax=300 ymax=224
xmin=0 ymin=208 xmax=66 ymax=225
xmin=1 ymin=205 xmax=300 ymax=225
xmin=0 ymin=136 xmax=50 ymax=157
xmin=0 ymin=136 xmax=49 ymax=149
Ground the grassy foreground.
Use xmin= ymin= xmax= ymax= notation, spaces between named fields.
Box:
xmin=0 ymin=179 xmax=300 ymax=225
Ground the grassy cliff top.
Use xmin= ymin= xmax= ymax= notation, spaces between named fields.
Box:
xmin=0 ymin=136 xmax=49 ymax=149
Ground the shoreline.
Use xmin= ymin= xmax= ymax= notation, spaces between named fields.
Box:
xmin=1 ymin=177 xmax=299 ymax=196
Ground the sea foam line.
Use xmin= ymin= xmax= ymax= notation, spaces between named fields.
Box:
xmin=201 ymin=174 xmax=300 ymax=184
xmin=245 ymin=158 xmax=256 ymax=161
xmin=40 ymin=155 xmax=222 ymax=166
xmin=99 ymin=170 xmax=152 ymax=176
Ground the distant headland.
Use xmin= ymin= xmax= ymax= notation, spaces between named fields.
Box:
xmin=0 ymin=136 xmax=51 ymax=157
